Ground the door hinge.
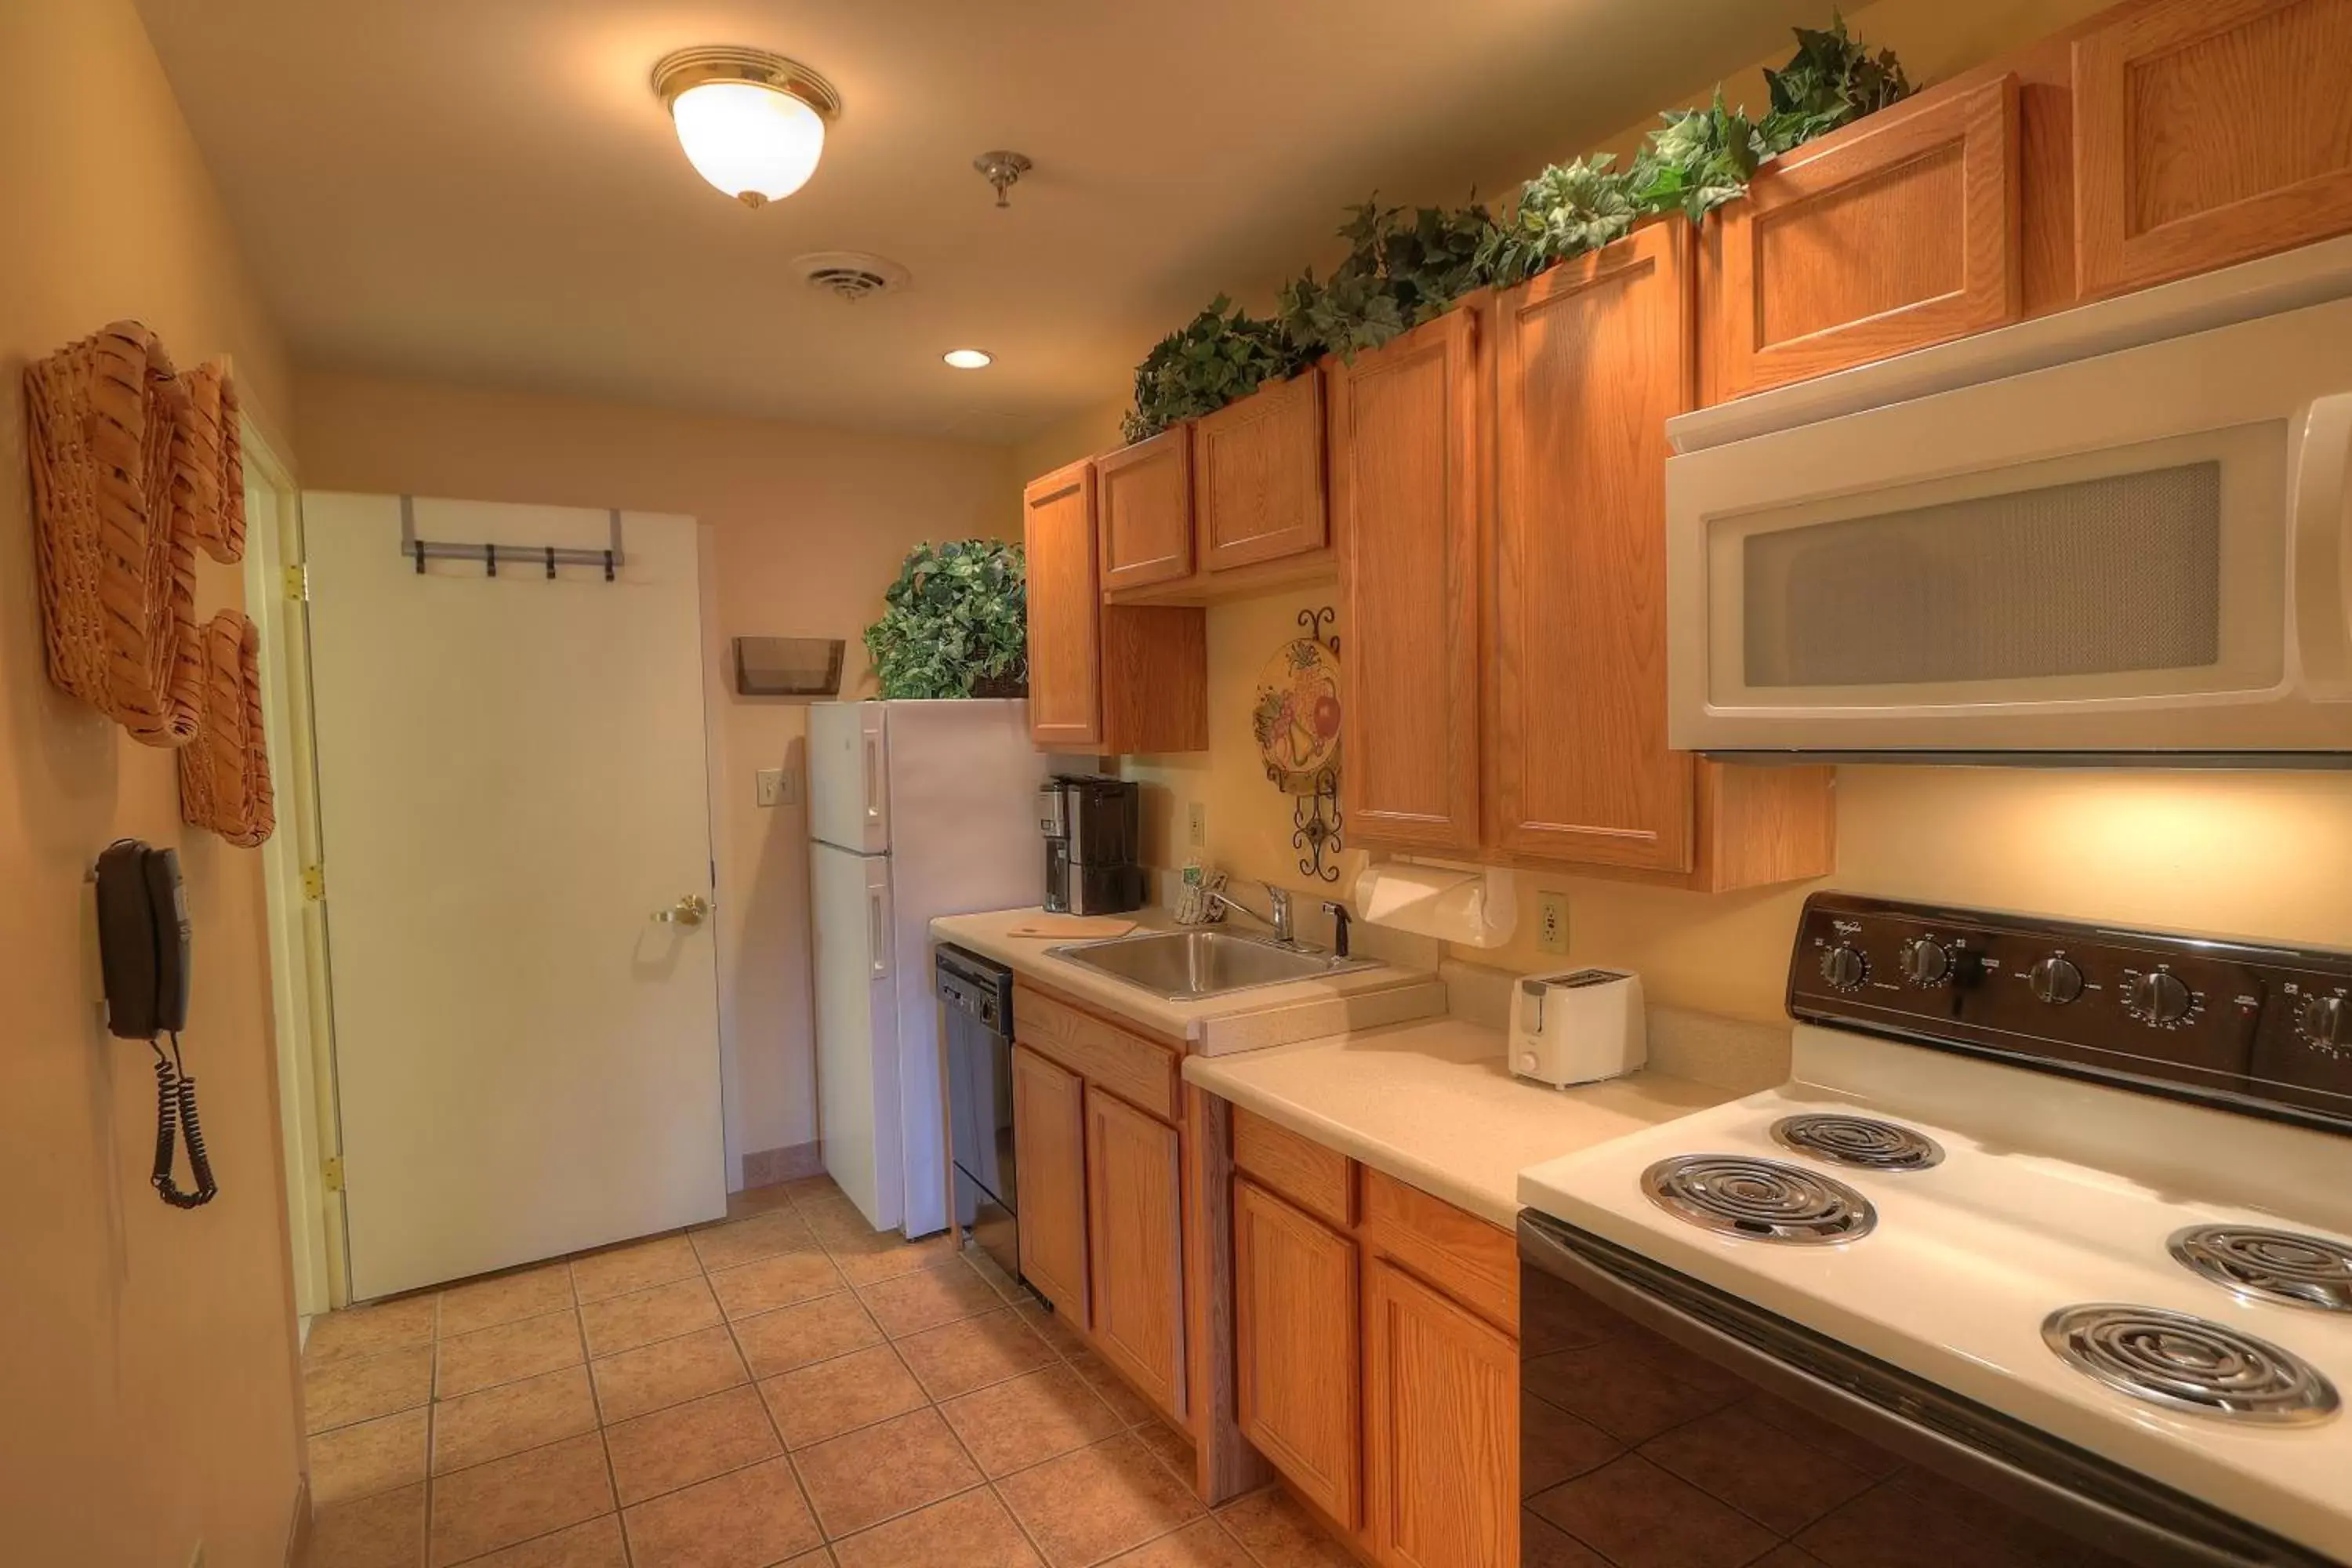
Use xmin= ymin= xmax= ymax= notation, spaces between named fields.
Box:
xmin=321 ymin=1156 xmax=344 ymax=1193
xmin=302 ymin=864 xmax=326 ymax=902
xmin=284 ymin=563 xmax=309 ymax=602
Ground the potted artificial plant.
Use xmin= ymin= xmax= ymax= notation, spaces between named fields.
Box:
xmin=862 ymin=539 xmax=1029 ymax=699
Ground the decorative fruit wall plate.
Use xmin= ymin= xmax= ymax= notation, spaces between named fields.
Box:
xmin=1253 ymin=636 xmax=1341 ymax=793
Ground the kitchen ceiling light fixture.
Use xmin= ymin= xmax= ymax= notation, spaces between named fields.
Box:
xmin=652 ymin=46 xmax=840 ymax=208
xmin=973 ymin=151 xmax=1033 ymax=209
xmin=943 ymin=349 xmax=993 ymax=370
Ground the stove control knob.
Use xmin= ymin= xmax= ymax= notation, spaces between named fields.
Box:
xmin=1897 ymin=938 xmax=1951 ymax=988
xmin=2028 ymin=956 xmax=2084 ymax=1006
xmin=2299 ymin=993 xmax=2350 ymax=1053
xmin=2126 ymin=970 xmax=2191 ymax=1025
xmin=1818 ymin=946 xmax=1867 ymax=990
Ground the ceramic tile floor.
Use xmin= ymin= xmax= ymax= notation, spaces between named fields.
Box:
xmin=298 ymin=1174 xmax=1358 ymax=1568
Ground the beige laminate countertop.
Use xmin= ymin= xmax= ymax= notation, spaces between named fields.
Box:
xmin=929 ymin=906 xmax=1446 ymax=1054
xmin=1182 ymin=1018 xmax=1737 ymax=1229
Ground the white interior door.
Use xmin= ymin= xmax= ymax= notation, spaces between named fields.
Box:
xmin=305 ymin=493 xmax=724 ymax=1300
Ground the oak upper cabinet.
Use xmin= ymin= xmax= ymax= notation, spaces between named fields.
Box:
xmin=1085 ymin=1087 xmax=1188 ymax=1421
xmin=1712 ymin=75 xmax=2021 ymax=399
xmin=1024 ymin=461 xmax=1105 ymax=750
xmin=1232 ymin=1180 xmax=1359 ymax=1528
xmin=1097 ymin=428 xmax=1194 ymax=591
xmin=1363 ymin=1255 xmax=1519 ymax=1568
xmin=1011 ymin=1047 xmax=1090 ymax=1327
xmin=1331 ymin=308 xmax=1483 ymax=853
xmin=1195 ymin=370 xmax=1329 ymax=572
xmin=2074 ymin=0 xmax=2352 ymax=300
xmin=1022 ymin=459 xmax=1210 ymax=754
xmin=1491 ymin=222 xmax=1697 ymax=873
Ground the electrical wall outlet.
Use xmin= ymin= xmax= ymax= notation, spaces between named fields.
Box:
xmin=754 ymin=768 xmax=786 ymax=808
xmin=1187 ymin=801 xmax=1207 ymax=850
xmin=1537 ymin=891 xmax=1569 ymax=955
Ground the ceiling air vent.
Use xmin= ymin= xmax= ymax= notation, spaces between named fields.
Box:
xmin=792 ymin=251 xmax=910 ymax=303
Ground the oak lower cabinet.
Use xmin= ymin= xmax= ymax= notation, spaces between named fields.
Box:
xmin=1085 ymin=1086 xmax=1189 ymax=1421
xmin=1010 ymin=1046 xmax=1090 ymax=1326
xmin=1021 ymin=459 xmax=1207 ymax=754
xmin=1228 ymin=1107 xmax=1519 ymax=1568
xmin=2074 ymin=0 xmax=2352 ymax=301
xmin=1363 ymin=1256 xmax=1519 ymax=1568
xmin=1233 ymin=1180 xmax=1359 ymax=1526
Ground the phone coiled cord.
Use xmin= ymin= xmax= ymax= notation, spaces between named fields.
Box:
xmin=149 ymin=1033 xmax=219 ymax=1209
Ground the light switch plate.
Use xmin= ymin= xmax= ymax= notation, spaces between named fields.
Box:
xmin=755 ymin=768 xmax=786 ymax=808
xmin=1537 ymin=891 xmax=1569 ymax=955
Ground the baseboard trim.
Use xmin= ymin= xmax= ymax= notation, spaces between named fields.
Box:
xmin=739 ymin=1141 xmax=822 ymax=1189
xmin=284 ymin=1472 xmax=312 ymax=1567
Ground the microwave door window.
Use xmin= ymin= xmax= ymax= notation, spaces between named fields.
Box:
xmin=1744 ymin=463 xmax=2224 ymax=691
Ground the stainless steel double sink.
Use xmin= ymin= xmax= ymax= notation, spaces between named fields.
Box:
xmin=1046 ymin=927 xmax=1377 ymax=1002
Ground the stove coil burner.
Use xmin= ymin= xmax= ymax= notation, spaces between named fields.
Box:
xmin=2170 ymin=1225 xmax=2352 ymax=1314
xmin=1770 ymin=1113 xmax=1945 ymax=1172
xmin=2042 ymin=1304 xmax=2339 ymax=1425
xmin=1641 ymin=1155 xmax=1876 ymax=1244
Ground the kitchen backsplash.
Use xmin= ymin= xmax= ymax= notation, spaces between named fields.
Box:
xmin=1120 ymin=593 xmax=2352 ymax=1029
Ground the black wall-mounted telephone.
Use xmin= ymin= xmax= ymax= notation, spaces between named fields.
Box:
xmin=94 ymin=840 xmax=216 ymax=1208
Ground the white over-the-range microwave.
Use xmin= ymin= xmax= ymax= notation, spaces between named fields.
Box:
xmin=1665 ymin=235 xmax=2352 ymax=764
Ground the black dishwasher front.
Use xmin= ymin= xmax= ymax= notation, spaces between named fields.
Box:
xmin=937 ymin=943 xmax=1029 ymax=1292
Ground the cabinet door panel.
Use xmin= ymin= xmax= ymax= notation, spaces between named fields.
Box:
xmin=1233 ymin=1180 xmax=1359 ymax=1526
xmin=1022 ymin=462 xmax=1102 ymax=749
xmin=1716 ymin=76 xmax=2020 ymax=397
xmin=1330 ymin=310 xmax=1483 ymax=852
xmin=1363 ymin=1257 xmax=1518 ymax=1568
xmin=1085 ymin=1088 xmax=1187 ymax=1421
xmin=2076 ymin=0 xmax=2352 ymax=299
xmin=1098 ymin=429 xmax=1194 ymax=591
xmin=1196 ymin=371 xmax=1327 ymax=572
xmin=1011 ymin=1047 xmax=1089 ymax=1326
xmin=1492 ymin=222 xmax=1695 ymax=872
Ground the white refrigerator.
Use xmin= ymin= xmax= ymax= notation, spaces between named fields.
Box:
xmin=808 ymin=699 xmax=1046 ymax=1237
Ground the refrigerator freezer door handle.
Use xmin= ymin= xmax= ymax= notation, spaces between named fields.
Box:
xmin=864 ymin=737 xmax=884 ymax=825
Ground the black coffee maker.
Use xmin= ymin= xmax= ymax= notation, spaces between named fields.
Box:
xmin=1038 ymin=776 xmax=1145 ymax=915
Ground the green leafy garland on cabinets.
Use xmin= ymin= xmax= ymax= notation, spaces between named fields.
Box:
xmin=1119 ymin=15 xmax=1914 ymax=441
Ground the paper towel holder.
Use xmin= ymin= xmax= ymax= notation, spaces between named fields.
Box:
xmin=1350 ymin=855 xmax=1519 ymax=949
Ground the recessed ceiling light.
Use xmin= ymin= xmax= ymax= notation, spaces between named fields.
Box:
xmin=943 ymin=349 xmax=993 ymax=370
xmin=652 ymin=46 xmax=840 ymax=209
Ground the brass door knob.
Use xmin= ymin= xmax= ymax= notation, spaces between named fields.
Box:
xmin=655 ymin=894 xmax=711 ymax=927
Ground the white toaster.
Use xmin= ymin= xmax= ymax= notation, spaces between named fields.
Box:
xmin=1508 ymin=968 xmax=1646 ymax=1088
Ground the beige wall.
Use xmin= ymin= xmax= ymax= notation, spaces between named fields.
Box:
xmin=296 ymin=372 xmax=1021 ymax=1177
xmin=0 ymin=1 xmax=305 ymax=1563
xmin=1022 ymin=0 xmax=2352 ymax=1025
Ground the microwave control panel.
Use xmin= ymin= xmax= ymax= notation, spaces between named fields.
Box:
xmin=1788 ymin=892 xmax=2352 ymax=1134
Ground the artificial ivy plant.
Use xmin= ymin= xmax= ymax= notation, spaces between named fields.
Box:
xmin=1116 ymin=13 xmax=1913 ymax=437
xmin=862 ymin=539 xmax=1029 ymax=699
xmin=1120 ymin=296 xmax=1305 ymax=444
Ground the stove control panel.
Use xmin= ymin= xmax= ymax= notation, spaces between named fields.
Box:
xmin=1788 ymin=893 xmax=2352 ymax=1134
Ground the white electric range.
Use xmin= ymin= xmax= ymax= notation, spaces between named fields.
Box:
xmin=1515 ymin=893 xmax=2352 ymax=1568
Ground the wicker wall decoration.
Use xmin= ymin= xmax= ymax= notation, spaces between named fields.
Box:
xmin=178 ymin=612 xmax=275 ymax=847
xmin=24 ymin=320 xmax=204 ymax=746
xmin=180 ymin=358 xmax=246 ymax=564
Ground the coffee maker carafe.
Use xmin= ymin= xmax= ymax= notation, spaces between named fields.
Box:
xmin=1038 ymin=776 xmax=1145 ymax=916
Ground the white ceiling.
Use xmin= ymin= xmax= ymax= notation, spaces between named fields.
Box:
xmin=134 ymin=0 xmax=1827 ymax=442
